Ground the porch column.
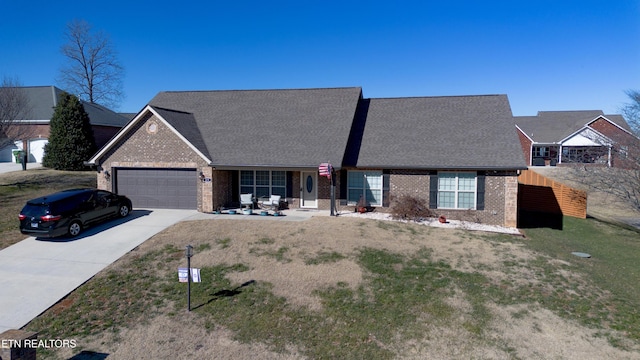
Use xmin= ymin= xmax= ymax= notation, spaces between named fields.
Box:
xmin=608 ymin=146 xmax=612 ymax=167
xmin=558 ymin=145 xmax=562 ymax=164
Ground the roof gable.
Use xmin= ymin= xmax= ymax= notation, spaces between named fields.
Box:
xmin=562 ymin=126 xmax=611 ymax=146
xmin=513 ymin=110 xmax=633 ymax=143
xmin=148 ymin=87 xmax=363 ymax=168
xmin=151 ymin=106 xmax=212 ymax=160
xmin=89 ymin=105 xmax=213 ymax=164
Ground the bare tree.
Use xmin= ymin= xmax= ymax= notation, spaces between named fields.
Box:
xmin=58 ymin=19 xmax=124 ymax=109
xmin=0 ymin=76 xmax=32 ymax=149
xmin=621 ymin=90 xmax=640 ymax=136
xmin=568 ymin=91 xmax=640 ymax=213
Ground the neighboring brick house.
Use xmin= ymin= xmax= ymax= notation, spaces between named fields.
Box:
xmin=0 ymin=86 xmax=130 ymax=163
xmin=515 ymin=111 xmax=636 ymax=167
xmin=87 ymin=87 xmax=527 ymax=227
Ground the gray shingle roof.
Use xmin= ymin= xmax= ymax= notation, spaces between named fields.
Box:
xmin=149 ymin=87 xmax=363 ymax=167
xmin=81 ymin=101 xmax=130 ymax=127
xmin=151 ymin=106 xmax=211 ymax=160
xmin=13 ymin=86 xmax=129 ymax=127
xmin=352 ymin=95 xmax=527 ymax=169
xmin=515 ymin=110 xmax=632 ymax=143
xmin=515 ymin=110 xmax=603 ymax=143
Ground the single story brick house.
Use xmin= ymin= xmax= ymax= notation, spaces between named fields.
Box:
xmin=87 ymin=87 xmax=527 ymax=227
xmin=515 ymin=110 xmax=636 ymax=167
xmin=0 ymin=86 xmax=130 ymax=163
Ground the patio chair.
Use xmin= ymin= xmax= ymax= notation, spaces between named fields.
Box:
xmin=240 ymin=193 xmax=253 ymax=210
xmin=267 ymin=195 xmax=281 ymax=211
xmin=261 ymin=195 xmax=281 ymax=211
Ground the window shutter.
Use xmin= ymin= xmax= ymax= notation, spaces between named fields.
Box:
xmin=340 ymin=170 xmax=348 ymax=201
xmin=476 ymin=172 xmax=485 ymax=210
xmin=429 ymin=174 xmax=438 ymax=209
xmin=231 ymin=171 xmax=239 ymax=203
xmin=286 ymin=171 xmax=293 ymax=198
xmin=383 ymin=170 xmax=390 ymax=207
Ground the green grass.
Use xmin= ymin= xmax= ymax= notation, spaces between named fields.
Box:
xmin=165 ymin=247 xmax=493 ymax=359
xmin=304 ymin=251 xmax=345 ymax=265
xmin=215 ymin=237 xmax=232 ymax=249
xmin=515 ymin=217 xmax=640 ymax=341
xmin=0 ymin=168 xmax=96 ymax=249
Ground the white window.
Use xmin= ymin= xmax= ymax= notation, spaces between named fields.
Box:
xmin=437 ymin=172 xmax=477 ymax=209
xmin=347 ymin=171 xmax=383 ymax=206
xmin=240 ymin=170 xmax=286 ymax=198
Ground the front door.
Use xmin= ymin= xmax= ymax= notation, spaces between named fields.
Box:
xmin=300 ymin=171 xmax=317 ymax=208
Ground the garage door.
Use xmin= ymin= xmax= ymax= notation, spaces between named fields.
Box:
xmin=115 ymin=168 xmax=197 ymax=209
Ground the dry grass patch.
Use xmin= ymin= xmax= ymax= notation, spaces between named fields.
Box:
xmin=26 ymin=216 xmax=640 ymax=359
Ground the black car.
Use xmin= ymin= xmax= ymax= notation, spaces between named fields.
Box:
xmin=19 ymin=188 xmax=133 ymax=238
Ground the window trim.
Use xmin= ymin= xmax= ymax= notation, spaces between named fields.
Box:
xmin=239 ymin=170 xmax=286 ymax=199
xmin=347 ymin=170 xmax=383 ymax=207
xmin=532 ymin=146 xmax=550 ymax=158
xmin=437 ymin=171 xmax=477 ymax=210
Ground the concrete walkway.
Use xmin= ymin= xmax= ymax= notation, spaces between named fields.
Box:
xmin=0 ymin=209 xmax=198 ymax=333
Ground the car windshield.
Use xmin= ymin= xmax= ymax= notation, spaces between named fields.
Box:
xmin=21 ymin=203 xmax=49 ymax=217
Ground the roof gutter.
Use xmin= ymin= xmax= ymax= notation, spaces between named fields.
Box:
xmin=210 ymin=164 xmax=342 ymax=171
xmin=346 ymin=165 xmax=529 ymax=171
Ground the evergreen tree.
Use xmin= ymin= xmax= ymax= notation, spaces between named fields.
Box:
xmin=42 ymin=92 xmax=97 ymax=170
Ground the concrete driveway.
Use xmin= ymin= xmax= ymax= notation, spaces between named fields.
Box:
xmin=0 ymin=209 xmax=198 ymax=333
xmin=0 ymin=162 xmax=41 ymax=174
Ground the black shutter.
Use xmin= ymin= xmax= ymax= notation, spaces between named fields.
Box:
xmin=382 ymin=170 xmax=390 ymax=207
xmin=340 ymin=170 xmax=348 ymax=203
xmin=429 ymin=173 xmax=438 ymax=209
xmin=476 ymin=172 xmax=485 ymax=210
xmin=231 ymin=171 xmax=239 ymax=203
xmin=286 ymin=171 xmax=293 ymax=198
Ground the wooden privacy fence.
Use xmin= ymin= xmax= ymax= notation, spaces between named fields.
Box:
xmin=518 ymin=169 xmax=587 ymax=219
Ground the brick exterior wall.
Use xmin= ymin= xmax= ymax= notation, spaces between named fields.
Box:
xmin=317 ymin=173 xmax=342 ymax=210
xmin=96 ymin=113 xmax=212 ymax=212
xmin=389 ymin=169 xmax=431 ymax=200
xmin=376 ymin=170 xmax=517 ymax=227
xmin=588 ymin=118 xmax=638 ymax=168
xmin=516 ymin=128 xmax=532 ymax=166
xmin=589 ymin=118 xmax=626 ymax=140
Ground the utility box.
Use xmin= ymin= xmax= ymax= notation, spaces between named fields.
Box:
xmin=0 ymin=329 xmax=38 ymax=360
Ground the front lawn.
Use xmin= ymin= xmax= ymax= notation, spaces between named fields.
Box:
xmin=24 ymin=215 xmax=640 ymax=359
xmin=0 ymin=168 xmax=96 ymax=249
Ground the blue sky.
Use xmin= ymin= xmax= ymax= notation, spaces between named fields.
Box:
xmin=1 ymin=1 xmax=639 ymax=116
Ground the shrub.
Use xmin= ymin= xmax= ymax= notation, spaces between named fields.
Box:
xmin=42 ymin=92 xmax=96 ymax=171
xmin=390 ymin=195 xmax=436 ymax=222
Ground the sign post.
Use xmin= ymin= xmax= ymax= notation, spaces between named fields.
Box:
xmin=185 ymin=245 xmax=193 ymax=311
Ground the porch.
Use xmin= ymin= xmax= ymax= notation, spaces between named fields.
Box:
xmin=530 ymin=144 xmax=611 ymax=166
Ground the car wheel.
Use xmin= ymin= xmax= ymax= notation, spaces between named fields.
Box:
xmin=118 ymin=204 xmax=131 ymax=217
xmin=68 ymin=220 xmax=82 ymax=237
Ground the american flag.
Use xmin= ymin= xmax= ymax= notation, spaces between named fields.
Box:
xmin=319 ymin=163 xmax=332 ymax=178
